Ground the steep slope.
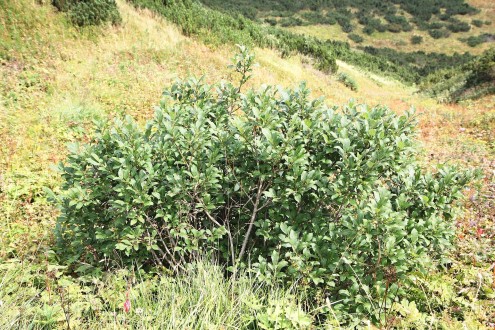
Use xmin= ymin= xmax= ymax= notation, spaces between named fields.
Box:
xmin=1 ymin=0 xmax=494 ymax=328
xmin=200 ymin=0 xmax=495 ymax=55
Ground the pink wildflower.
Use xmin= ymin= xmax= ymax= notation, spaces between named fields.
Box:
xmin=124 ymin=291 xmax=131 ymax=313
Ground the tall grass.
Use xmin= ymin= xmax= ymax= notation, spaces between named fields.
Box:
xmin=0 ymin=260 xmax=313 ymax=329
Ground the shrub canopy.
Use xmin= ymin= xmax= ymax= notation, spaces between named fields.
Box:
xmin=53 ymin=47 xmax=474 ymax=320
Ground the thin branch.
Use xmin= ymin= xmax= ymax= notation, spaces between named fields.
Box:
xmin=147 ymin=218 xmax=184 ymax=272
xmin=203 ymin=206 xmax=236 ymax=267
xmin=238 ymin=180 xmax=264 ymax=262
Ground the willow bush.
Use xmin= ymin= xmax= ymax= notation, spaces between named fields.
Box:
xmin=52 ymin=47 xmax=475 ymax=323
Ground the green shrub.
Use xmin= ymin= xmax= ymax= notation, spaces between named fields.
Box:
xmin=419 ymin=48 xmax=495 ymax=102
xmin=411 ymin=35 xmax=423 ymax=44
xmin=447 ymin=19 xmax=471 ymax=33
xmin=52 ymin=0 xmax=121 ymax=26
xmin=264 ymin=18 xmax=277 ymax=26
xmin=53 ymin=47 xmax=475 ymax=323
xmin=348 ymin=33 xmax=364 ymax=43
xmin=363 ymin=25 xmax=375 ymax=35
xmin=384 ymin=14 xmax=412 ymax=32
xmin=419 ymin=67 xmax=468 ymax=102
xmin=340 ymin=21 xmax=353 ymax=33
xmin=465 ymin=47 xmax=495 ymax=87
xmin=439 ymin=13 xmax=451 ymax=21
xmin=361 ymin=46 xmax=473 ymax=79
xmin=337 ymin=72 xmax=358 ymax=91
xmin=362 ymin=17 xmax=385 ymax=35
xmin=428 ymin=21 xmax=444 ymax=29
xmin=52 ymin=0 xmax=72 ymax=11
xmin=428 ymin=28 xmax=450 ymax=39
xmin=469 ymin=36 xmax=485 ymax=47
xmin=472 ymin=19 xmax=483 ymax=27
xmin=323 ymin=14 xmax=337 ymax=25
xmin=279 ymin=16 xmax=303 ymax=27
xmin=461 ymin=34 xmax=492 ymax=47
xmin=315 ymin=50 xmax=337 ymax=73
xmin=301 ymin=11 xmax=326 ymax=25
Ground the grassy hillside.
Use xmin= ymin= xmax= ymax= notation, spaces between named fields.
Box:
xmin=127 ymin=0 xmax=494 ymax=103
xmin=200 ymin=0 xmax=495 ymax=55
xmin=0 ymin=0 xmax=494 ymax=328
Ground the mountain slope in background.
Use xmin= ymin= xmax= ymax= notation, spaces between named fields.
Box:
xmin=200 ymin=0 xmax=495 ymax=54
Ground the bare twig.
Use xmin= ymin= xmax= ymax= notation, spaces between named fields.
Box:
xmin=203 ymin=206 xmax=236 ymax=268
xmin=238 ymin=180 xmax=264 ymax=262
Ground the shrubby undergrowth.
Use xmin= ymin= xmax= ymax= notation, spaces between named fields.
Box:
xmin=199 ymin=0 xmax=478 ymax=36
xmin=130 ymin=0 xmax=487 ymax=89
xmin=52 ymin=47 xmax=476 ymax=325
xmin=52 ymin=0 xmax=121 ymax=26
xmin=420 ymin=47 xmax=495 ymax=103
xmin=360 ymin=46 xmax=474 ymax=79
xmin=128 ymin=0 xmax=431 ymax=82
xmin=129 ymin=0 xmax=337 ymax=73
xmin=337 ymin=72 xmax=358 ymax=91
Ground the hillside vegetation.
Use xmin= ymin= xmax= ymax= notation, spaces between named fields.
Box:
xmin=420 ymin=48 xmax=495 ymax=102
xmin=200 ymin=0 xmax=495 ymax=54
xmin=128 ymin=0 xmax=494 ymax=102
xmin=0 ymin=0 xmax=494 ymax=328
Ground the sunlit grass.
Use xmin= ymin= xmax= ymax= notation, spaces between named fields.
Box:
xmin=0 ymin=260 xmax=310 ymax=329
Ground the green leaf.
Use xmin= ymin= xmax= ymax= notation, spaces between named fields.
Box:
xmin=115 ymin=243 xmax=127 ymax=251
xmin=411 ymin=228 xmax=419 ymax=243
